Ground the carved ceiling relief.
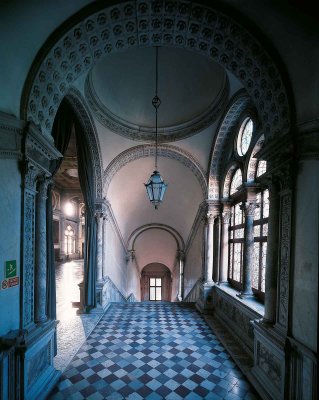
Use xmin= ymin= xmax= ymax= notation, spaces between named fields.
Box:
xmin=24 ymin=1 xmax=290 ymax=140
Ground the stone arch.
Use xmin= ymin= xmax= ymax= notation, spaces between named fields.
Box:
xmin=208 ymin=92 xmax=251 ymax=200
xmin=245 ymin=134 xmax=265 ymax=182
xmin=21 ymin=0 xmax=290 ymax=139
xmin=127 ymin=223 xmax=185 ymax=252
xmin=103 ymin=144 xmax=207 ymax=197
xmin=65 ymin=88 xmax=103 ymax=198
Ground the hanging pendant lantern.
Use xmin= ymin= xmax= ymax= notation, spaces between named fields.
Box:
xmin=145 ymin=170 xmax=168 ymax=210
xmin=144 ymin=46 xmax=168 ymax=209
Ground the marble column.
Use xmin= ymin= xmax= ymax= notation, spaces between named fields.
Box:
xmin=213 ymin=216 xmax=221 ymax=282
xmin=240 ymin=199 xmax=257 ymax=297
xmin=219 ymin=207 xmax=231 ymax=283
xmin=205 ymin=211 xmax=215 ymax=284
xmin=102 ymin=215 xmax=108 ymax=278
xmin=35 ymin=177 xmax=50 ymax=323
xmin=202 ymin=222 xmax=208 ymax=281
xmin=96 ymin=213 xmax=103 ymax=282
xmin=263 ymin=181 xmax=280 ymax=323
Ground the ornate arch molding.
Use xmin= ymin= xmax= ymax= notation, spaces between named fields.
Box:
xmin=127 ymin=223 xmax=185 ymax=252
xmin=103 ymin=144 xmax=207 ymax=197
xmin=65 ymin=88 xmax=103 ymax=198
xmin=208 ymin=93 xmax=251 ymax=200
xmin=21 ymin=0 xmax=290 ymax=139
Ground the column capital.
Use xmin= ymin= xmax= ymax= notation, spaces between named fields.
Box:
xmin=222 ymin=210 xmax=232 ymax=224
xmin=241 ymin=200 xmax=258 ymax=217
xmin=37 ymin=176 xmax=52 ymax=198
xmin=126 ymin=249 xmax=135 ymax=262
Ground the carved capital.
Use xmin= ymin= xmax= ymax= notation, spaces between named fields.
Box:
xmin=222 ymin=211 xmax=232 ymax=224
xmin=126 ymin=249 xmax=135 ymax=262
xmin=37 ymin=176 xmax=52 ymax=199
xmin=241 ymin=201 xmax=258 ymax=217
xmin=24 ymin=161 xmax=41 ymax=190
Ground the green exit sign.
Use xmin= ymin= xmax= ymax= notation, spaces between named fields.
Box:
xmin=5 ymin=260 xmax=17 ymax=279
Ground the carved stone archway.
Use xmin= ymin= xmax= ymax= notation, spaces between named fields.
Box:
xmin=208 ymin=92 xmax=251 ymax=200
xmin=21 ymin=0 xmax=290 ymax=140
xmin=65 ymin=88 xmax=103 ymax=198
xmin=103 ymin=144 xmax=207 ymax=197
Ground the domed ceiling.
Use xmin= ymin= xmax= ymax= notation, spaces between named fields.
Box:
xmin=85 ymin=46 xmax=228 ymax=142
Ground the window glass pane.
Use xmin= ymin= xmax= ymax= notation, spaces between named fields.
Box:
xmin=233 ymin=243 xmax=242 ymax=282
xmin=257 ymin=160 xmax=267 ymax=177
xmin=156 ymin=287 xmax=162 ymax=301
xmin=234 ymin=203 xmax=242 ymax=225
xmin=263 ymin=189 xmax=270 ymax=218
xmin=237 ymin=118 xmax=253 ymax=156
xmin=156 ymin=278 xmax=162 ymax=286
xmin=229 ymin=244 xmax=233 ymax=278
xmin=262 ymin=223 xmax=268 ymax=237
xmin=150 ymin=278 xmax=155 ymax=286
xmin=230 ymin=169 xmax=243 ymax=195
xmin=254 ymin=225 xmax=260 ymax=237
xmin=150 ymin=287 xmax=156 ymax=300
xmin=234 ymin=228 xmax=244 ymax=238
xmin=261 ymin=242 xmax=267 ymax=292
xmin=255 ymin=193 xmax=261 ymax=220
xmin=252 ymin=242 xmax=260 ymax=290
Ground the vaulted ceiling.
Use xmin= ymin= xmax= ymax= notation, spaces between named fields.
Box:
xmin=1 ymin=0 xmax=317 ymax=271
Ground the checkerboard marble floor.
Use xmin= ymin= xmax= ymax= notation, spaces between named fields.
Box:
xmin=49 ymin=303 xmax=260 ymax=400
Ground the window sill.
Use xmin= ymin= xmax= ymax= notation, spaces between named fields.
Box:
xmin=215 ymin=283 xmax=265 ymax=317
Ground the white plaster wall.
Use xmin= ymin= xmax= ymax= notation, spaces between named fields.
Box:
xmin=292 ymin=159 xmax=318 ymax=352
xmin=0 ymin=159 xmax=21 ymax=336
xmin=127 ymin=260 xmax=141 ymax=301
xmin=103 ymin=220 xmax=127 ymax=297
xmin=183 ymin=220 xmax=204 ymax=298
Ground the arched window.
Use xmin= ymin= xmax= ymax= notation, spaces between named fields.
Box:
xmin=64 ymin=224 xmax=75 ymax=255
xmin=223 ymin=120 xmax=270 ymax=300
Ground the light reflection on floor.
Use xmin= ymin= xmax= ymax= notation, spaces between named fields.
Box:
xmin=54 ymin=259 xmax=102 ymax=372
xmin=55 ymin=260 xmax=83 ymax=320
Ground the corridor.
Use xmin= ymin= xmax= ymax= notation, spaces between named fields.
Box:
xmin=49 ymin=303 xmax=259 ymax=400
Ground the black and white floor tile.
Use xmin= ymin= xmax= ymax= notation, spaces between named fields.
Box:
xmin=49 ymin=303 xmax=259 ymax=400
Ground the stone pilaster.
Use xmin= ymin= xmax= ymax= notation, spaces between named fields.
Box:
xmin=22 ymin=161 xmax=40 ymax=330
xmin=34 ymin=177 xmax=51 ymax=323
xmin=219 ymin=204 xmax=231 ymax=283
xmin=102 ymin=214 xmax=108 ymax=278
xmin=96 ymin=212 xmax=103 ymax=282
xmin=205 ymin=200 xmax=220 ymax=284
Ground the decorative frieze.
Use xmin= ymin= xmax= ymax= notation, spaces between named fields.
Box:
xmin=0 ymin=112 xmax=24 ymax=159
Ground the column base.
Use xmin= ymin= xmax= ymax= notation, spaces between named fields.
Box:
xmin=196 ymin=281 xmax=214 ymax=314
xmin=236 ymin=291 xmax=254 ymax=299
